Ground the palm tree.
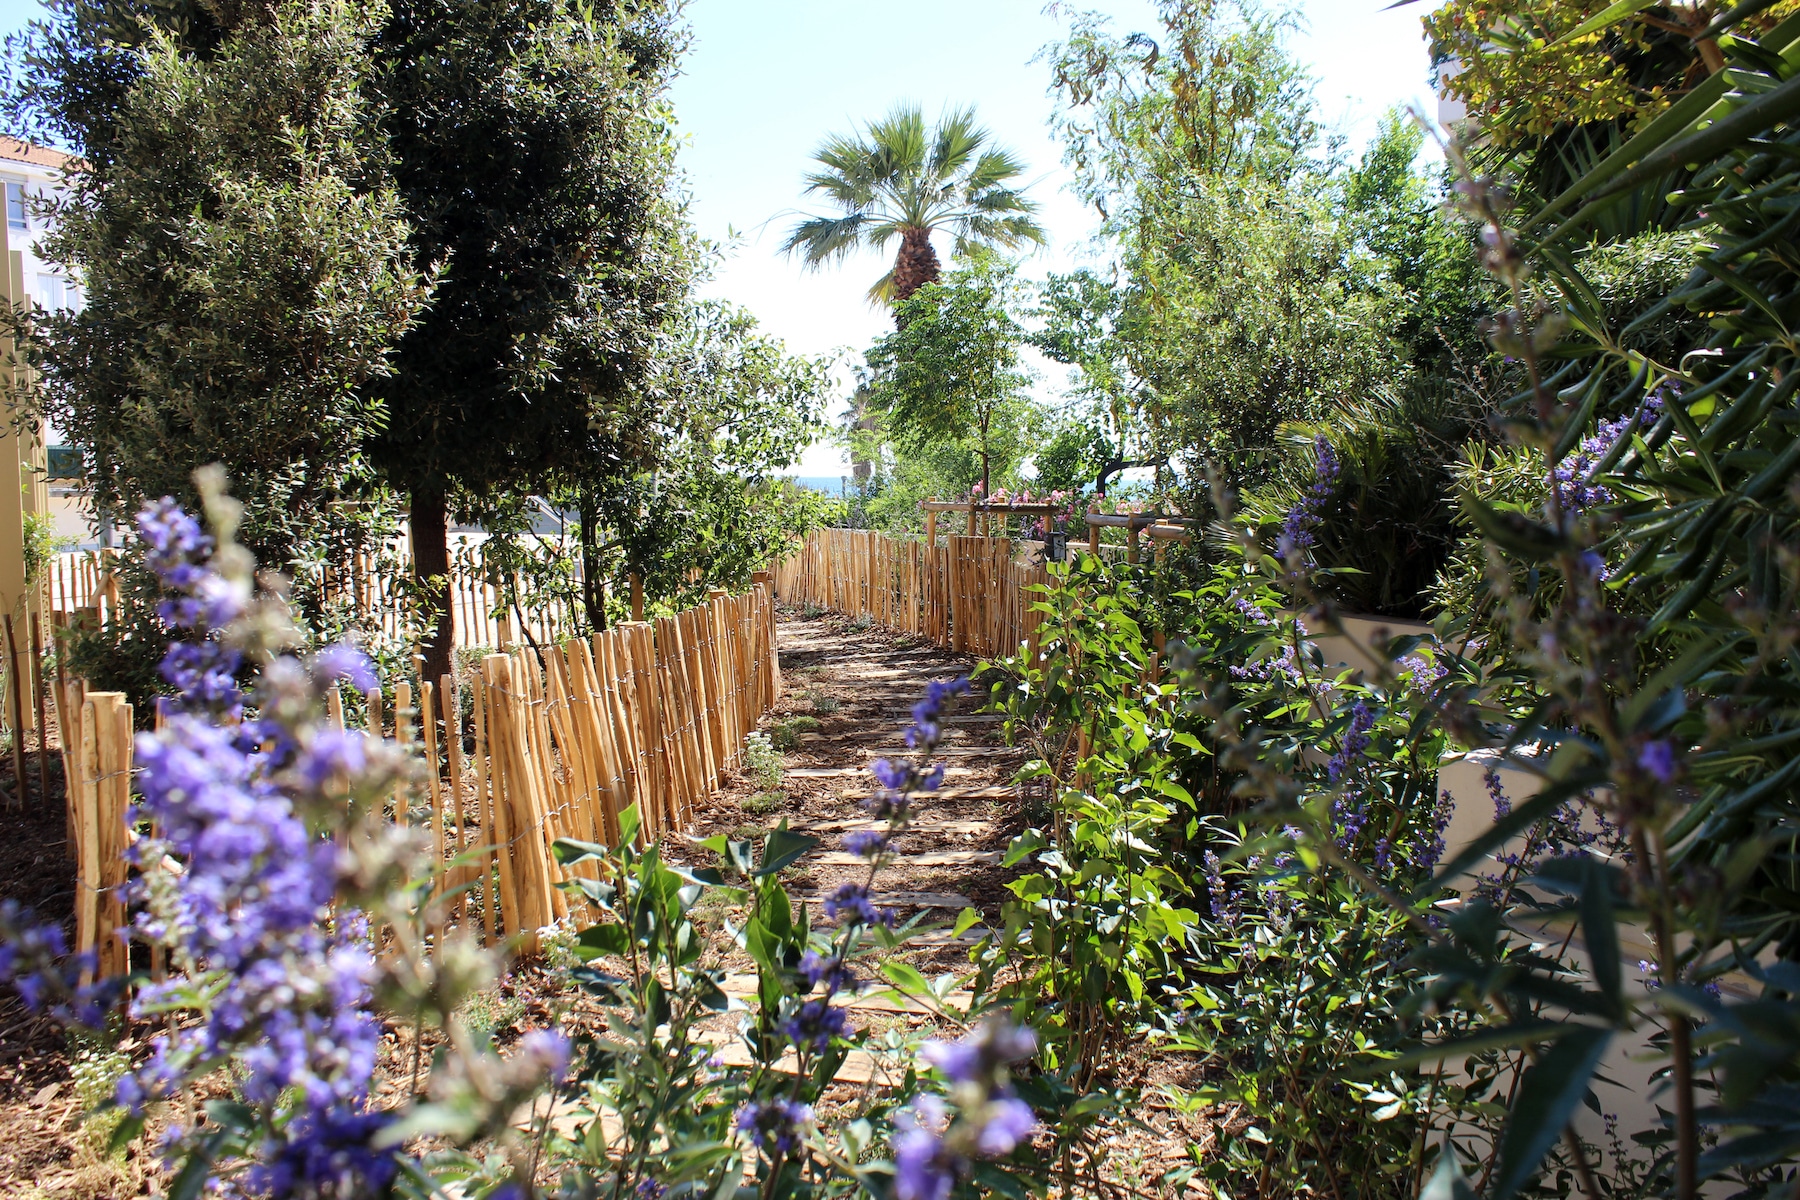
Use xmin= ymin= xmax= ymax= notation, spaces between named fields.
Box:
xmin=782 ymin=104 xmax=1047 ymax=312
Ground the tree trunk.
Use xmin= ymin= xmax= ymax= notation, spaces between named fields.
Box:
xmin=892 ymin=228 xmax=942 ymax=313
xmin=579 ymin=490 xmax=605 ymax=632
xmin=980 ymin=405 xmax=992 ymax=497
xmin=411 ymin=486 xmax=454 ymax=688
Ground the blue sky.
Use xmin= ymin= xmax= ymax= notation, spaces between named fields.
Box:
xmin=0 ymin=0 xmax=1438 ymax=474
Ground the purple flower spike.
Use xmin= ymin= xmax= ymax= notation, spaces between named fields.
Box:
xmin=781 ymin=999 xmax=850 ymax=1052
xmin=1638 ymin=740 xmax=1677 ymax=783
xmin=841 ymin=829 xmax=889 ymax=859
xmin=822 ymin=883 xmax=889 ymax=927
xmin=871 ymin=758 xmax=906 ymax=791
xmin=975 ymin=1096 xmax=1037 ymax=1155
xmin=312 ymin=644 xmax=377 ymax=695
xmin=736 ymin=1100 xmax=813 ymax=1154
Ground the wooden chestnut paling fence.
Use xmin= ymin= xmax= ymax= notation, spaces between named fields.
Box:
xmin=56 ymin=579 xmax=780 ymax=974
xmin=41 ymin=539 xmax=581 ymax=649
xmin=772 ymin=528 xmax=1050 ymax=661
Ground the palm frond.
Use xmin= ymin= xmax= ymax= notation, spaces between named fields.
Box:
xmin=865 ymin=104 xmax=929 ymax=182
xmin=960 ymin=147 xmax=1028 ymax=196
xmin=780 ymin=212 xmax=873 ymax=266
xmin=866 ymin=267 xmax=899 ymax=305
xmin=952 ymin=213 xmax=1048 ymax=257
xmin=788 ymin=101 xmax=1045 ymax=299
xmin=929 ymin=105 xmax=987 ymax=181
xmin=963 ymin=185 xmax=1041 ymax=218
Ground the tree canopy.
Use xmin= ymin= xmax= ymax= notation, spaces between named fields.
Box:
xmin=864 ymin=253 xmax=1036 ymax=496
xmin=7 ymin=0 xmax=427 ymax=594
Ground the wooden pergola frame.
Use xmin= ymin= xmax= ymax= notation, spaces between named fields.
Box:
xmin=917 ymin=497 xmax=1196 ymax=566
xmin=1083 ymin=509 xmax=1194 ymax=564
xmin=920 ymin=498 xmax=1063 ymax=541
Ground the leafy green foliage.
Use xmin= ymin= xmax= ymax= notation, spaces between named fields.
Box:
xmin=10 ymin=0 xmax=427 ymax=586
xmin=979 ymin=551 xmax=1474 ymax=1198
xmin=866 ymin=252 xmax=1038 ymax=496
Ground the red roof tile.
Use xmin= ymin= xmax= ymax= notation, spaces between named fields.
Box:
xmin=0 ymin=137 xmax=76 ymax=172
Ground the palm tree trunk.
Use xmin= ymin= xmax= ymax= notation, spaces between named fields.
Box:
xmin=892 ymin=228 xmax=942 ymax=310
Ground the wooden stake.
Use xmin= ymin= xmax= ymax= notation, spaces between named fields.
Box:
xmin=5 ymin=614 xmax=26 ymax=807
xmin=421 ymin=678 xmax=444 ymax=922
xmin=441 ymin=673 xmax=467 ymax=921
xmin=471 ymin=677 xmax=496 ymax=944
xmin=393 ymin=681 xmax=412 ymax=828
xmin=30 ymin=613 xmax=47 ymax=804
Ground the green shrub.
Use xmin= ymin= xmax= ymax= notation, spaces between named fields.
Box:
xmin=741 ymin=790 xmax=785 ymax=815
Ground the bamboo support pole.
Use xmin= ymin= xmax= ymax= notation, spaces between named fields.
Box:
xmin=393 ymin=682 xmax=412 ymax=828
xmin=31 ymin=613 xmax=48 ymax=803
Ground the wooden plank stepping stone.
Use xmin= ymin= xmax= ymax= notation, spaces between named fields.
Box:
xmin=799 ymin=890 xmax=974 ymax=910
xmin=700 ymin=1036 xmax=891 ymax=1085
xmin=812 ymin=849 xmax=1001 ymax=868
xmin=717 ymin=974 xmax=974 ymax=1015
xmin=788 ymin=766 xmax=979 ymax=779
xmin=859 ymin=746 xmax=1021 ymax=757
xmin=796 ymin=816 xmax=994 ymax=836
xmin=878 ymin=711 xmax=1003 ymax=722
xmin=929 ymin=786 xmax=1016 ymax=799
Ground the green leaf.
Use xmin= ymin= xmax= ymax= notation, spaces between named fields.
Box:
xmin=1003 ymin=828 xmax=1048 ymax=868
xmin=882 ymin=960 xmax=933 ymax=998
xmin=1386 ymin=1021 xmax=1573 ymax=1068
xmin=576 ymin=922 xmax=629 ymax=958
xmin=1555 ymin=0 xmax=1660 ymax=42
xmin=552 ymin=837 xmax=609 ymax=865
xmin=1460 ymin=493 xmax=1570 ymax=562
xmin=952 ymin=906 xmax=982 ymax=936
xmin=107 ymin=1113 xmax=144 ymax=1156
xmin=201 ymin=1100 xmax=256 ymax=1132
xmin=618 ymin=803 xmax=642 ymax=849
xmin=1421 ymin=1144 xmax=1479 ymax=1200
xmin=754 ymin=825 xmax=817 ymax=876
xmin=1491 ymin=1025 xmax=1612 ymax=1200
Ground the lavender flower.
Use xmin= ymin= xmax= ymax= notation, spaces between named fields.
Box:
xmin=974 ymin=1097 xmax=1036 ymax=1155
xmin=799 ymin=949 xmax=855 ymax=995
xmin=736 ymin=1100 xmax=813 ymax=1155
xmin=245 ymin=1106 xmax=399 ymax=1199
xmin=311 ymin=644 xmax=378 ymax=695
xmin=1638 ymin=740 xmax=1677 ymax=783
xmin=1327 ymin=701 xmax=1375 ymax=785
xmin=894 ymin=1097 xmax=955 ymax=1200
xmin=1202 ymin=851 xmax=1238 ymax=928
xmin=0 ymin=903 xmax=115 ymax=1027
xmin=897 ymin=1020 xmax=1040 ymax=1196
xmin=1546 ymin=395 xmax=1666 ymax=521
xmin=841 ymin=829 xmax=890 ymax=859
xmin=822 ymin=882 xmax=889 ymax=927
xmin=781 ymin=998 xmax=851 ymax=1053
xmin=906 ymin=677 xmax=969 ymax=748
xmin=1404 ymin=791 xmax=1455 ymax=877
xmin=1278 ymin=437 xmax=1340 ymax=557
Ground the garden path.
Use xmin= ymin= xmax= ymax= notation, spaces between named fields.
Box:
xmin=684 ymin=607 xmax=1028 ymax=974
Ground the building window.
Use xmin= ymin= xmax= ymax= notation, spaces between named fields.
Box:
xmin=5 ymin=183 xmax=26 ymax=232
xmin=34 ymin=273 xmax=81 ymax=313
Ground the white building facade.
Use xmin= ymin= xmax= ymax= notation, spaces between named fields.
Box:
xmin=0 ymin=136 xmax=81 ymax=316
